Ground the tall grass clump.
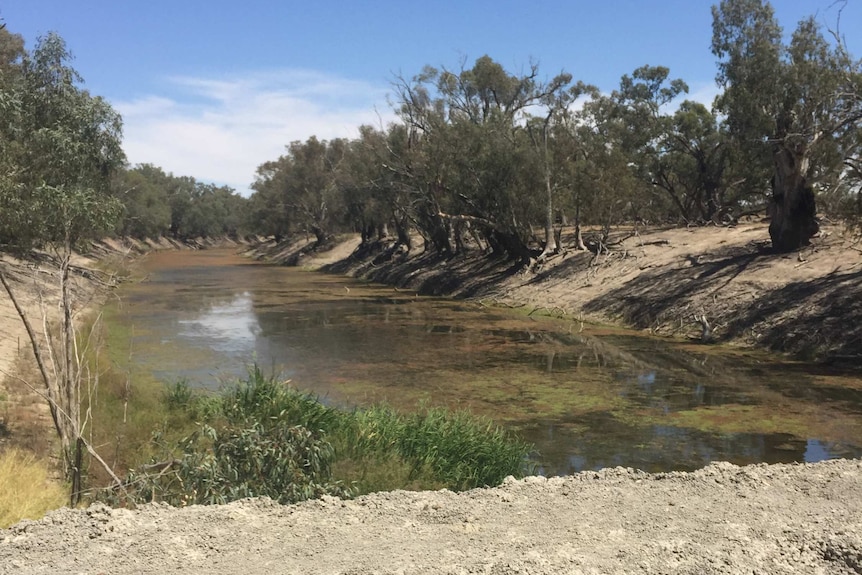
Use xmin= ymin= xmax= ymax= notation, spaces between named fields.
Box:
xmin=338 ymin=404 xmax=532 ymax=491
xmin=0 ymin=448 xmax=67 ymax=528
xmin=113 ymin=366 xmax=532 ymax=506
xmin=219 ymin=365 xmax=339 ymax=432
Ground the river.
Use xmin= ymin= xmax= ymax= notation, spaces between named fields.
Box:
xmin=110 ymin=248 xmax=862 ymax=475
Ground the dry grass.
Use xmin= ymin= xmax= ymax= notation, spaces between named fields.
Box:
xmin=0 ymin=356 xmax=57 ymax=457
xmin=0 ymin=448 xmax=67 ymax=528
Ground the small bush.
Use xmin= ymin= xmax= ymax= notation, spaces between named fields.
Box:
xmin=114 ymin=367 xmax=532 ymax=506
xmin=162 ymin=379 xmax=195 ymax=410
xmin=123 ymin=421 xmax=349 ymax=506
xmin=220 ymin=365 xmax=338 ymax=431
xmin=0 ymin=448 xmax=67 ymax=528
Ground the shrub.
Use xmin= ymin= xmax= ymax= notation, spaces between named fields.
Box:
xmin=338 ymin=404 xmax=532 ymax=490
xmin=113 ymin=367 xmax=533 ymax=506
xmin=219 ymin=365 xmax=339 ymax=431
xmin=162 ymin=379 xmax=195 ymax=410
xmin=123 ymin=421 xmax=349 ymax=506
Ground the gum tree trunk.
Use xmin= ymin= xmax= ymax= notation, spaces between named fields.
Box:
xmin=539 ymin=170 xmax=557 ymax=258
xmin=768 ymin=146 xmax=819 ymax=252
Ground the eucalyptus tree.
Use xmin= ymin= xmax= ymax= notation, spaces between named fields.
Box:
xmin=390 ymin=64 xmax=470 ymax=255
xmin=368 ymin=121 xmax=429 ymax=252
xmin=250 ymin=159 xmax=293 ymax=241
xmin=525 ymin=77 xmax=594 ymax=257
xmin=0 ymin=26 xmax=24 ymax=230
xmin=0 ymin=25 xmax=23 ymax=78
xmin=0 ymin=32 xmax=126 ymax=503
xmin=574 ymin=79 xmax=659 ymax=240
xmin=252 ymin=136 xmax=349 ymax=247
xmin=712 ymin=0 xmax=862 ymax=251
xmin=111 ymin=166 xmax=172 ymax=238
xmin=650 ymin=101 xmax=738 ymax=224
xmin=341 ymin=125 xmax=394 ymax=245
xmin=607 ymin=66 xmax=699 ymax=224
xmin=162 ymin=174 xmax=195 ymax=239
xmin=0 ymin=32 xmax=124 ymax=249
xmin=393 ymin=56 xmax=581 ymax=260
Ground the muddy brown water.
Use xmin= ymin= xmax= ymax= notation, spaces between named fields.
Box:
xmin=111 ymin=249 xmax=862 ymax=475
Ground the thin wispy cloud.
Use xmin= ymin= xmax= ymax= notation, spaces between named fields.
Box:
xmin=685 ymin=82 xmax=722 ymax=109
xmin=117 ymin=69 xmax=723 ymax=197
xmin=115 ymin=70 xmax=395 ymax=196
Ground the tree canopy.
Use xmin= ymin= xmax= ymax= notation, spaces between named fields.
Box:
xmin=246 ymin=2 xmax=859 ymax=257
xmin=712 ymin=0 xmax=862 ymax=250
xmin=0 ymin=31 xmax=124 ymax=251
xmin=1 ymin=1 xmax=860 ymax=256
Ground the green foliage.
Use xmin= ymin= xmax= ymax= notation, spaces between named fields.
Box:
xmin=241 ymin=7 xmax=860 ymax=252
xmin=116 ymin=369 xmax=348 ymax=506
xmin=389 ymin=57 xmax=580 ymax=258
xmin=162 ymin=379 xmax=196 ymax=410
xmin=111 ymin=167 xmax=171 ymax=238
xmin=0 ymin=31 xmax=124 ymax=250
xmin=114 ymin=368 xmax=532 ymax=506
xmin=712 ymin=0 xmax=862 ymax=248
xmin=219 ymin=365 xmax=340 ymax=431
xmin=339 ymin=404 xmax=533 ymax=491
xmin=251 ymin=136 xmax=349 ymax=245
xmin=111 ymin=164 xmax=249 ymax=240
xmin=0 ymin=28 xmax=245 ymax=245
xmin=127 ymin=421 xmax=348 ymax=506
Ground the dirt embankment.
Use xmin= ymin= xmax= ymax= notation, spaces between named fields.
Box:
xmin=303 ymin=221 xmax=861 ymax=363
xmin=3 ymin=459 xmax=862 ymax=574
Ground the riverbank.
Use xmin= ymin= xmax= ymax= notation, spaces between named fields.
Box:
xmin=3 ymin=458 xmax=861 ymax=574
xmin=0 ymin=248 xmax=112 ymax=456
xmin=3 ymin=227 xmax=862 ymax=574
xmin=268 ymin=220 xmax=862 ymax=363
xmin=0 ymin=236 xmax=247 ymax=455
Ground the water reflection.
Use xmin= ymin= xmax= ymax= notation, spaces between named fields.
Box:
xmin=177 ymin=292 xmax=261 ymax=352
xmin=114 ymin=249 xmax=862 ymax=475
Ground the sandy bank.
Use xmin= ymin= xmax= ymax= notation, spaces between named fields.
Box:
xmin=308 ymin=221 xmax=862 ymax=362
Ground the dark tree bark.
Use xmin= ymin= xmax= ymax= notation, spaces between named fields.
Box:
xmin=310 ymin=225 xmax=333 ymax=248
xmin=360 ymin=223 xmax=375 ymax=245
xmin=768 ymin=147 xmax=819 ymax=252
xmin=392 ymin=209 xmax=412 ymax=252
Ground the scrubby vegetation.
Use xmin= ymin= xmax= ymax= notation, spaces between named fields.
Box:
xmin=110 ymin=368 xmax=532 ymax=506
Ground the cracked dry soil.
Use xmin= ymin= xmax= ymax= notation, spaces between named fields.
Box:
xmin=2 ymin=459 xmax=861 ymax=574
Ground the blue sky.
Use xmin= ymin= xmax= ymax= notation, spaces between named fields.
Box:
xmin=2 ymin=0 xmax=860 ymax=195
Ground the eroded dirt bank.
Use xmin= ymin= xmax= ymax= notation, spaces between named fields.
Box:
xmin=3 ymin=459 xmax=862 ymax=574
xmin=307 ymin=221 xmax=862 ymax=362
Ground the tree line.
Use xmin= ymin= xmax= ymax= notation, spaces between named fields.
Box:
xmin=2 ymin=0 xmax=861 ymax=260
xmin=0 ymin=26 xmax=250 ymax=251
xmin=251 ymin=0 xmax=861 ymax=258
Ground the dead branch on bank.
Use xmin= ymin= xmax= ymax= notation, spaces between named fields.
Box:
xmin=0 ymin=260 xmax=126 ymax=504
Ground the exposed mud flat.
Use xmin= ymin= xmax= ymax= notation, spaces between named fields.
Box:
xmin=3 ymin=459 xmax=861 ymax=574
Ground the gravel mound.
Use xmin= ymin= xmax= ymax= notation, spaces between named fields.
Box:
xmin=3 ymin=459 xmax=861 ymax=574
